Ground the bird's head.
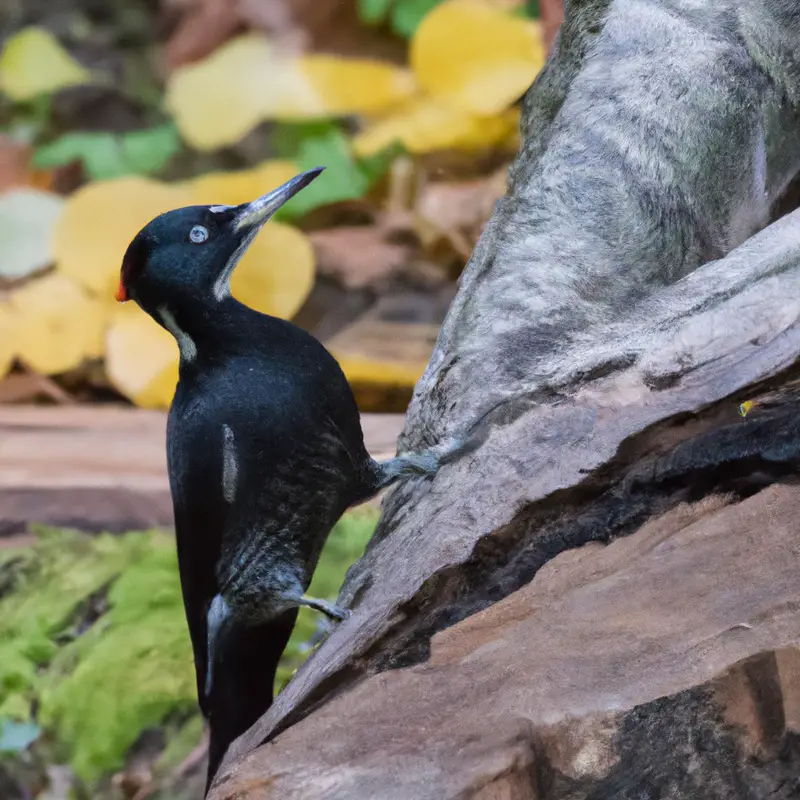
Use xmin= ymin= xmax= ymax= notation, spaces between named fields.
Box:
xmin=115 ymin=167 xmax=324 ymax=313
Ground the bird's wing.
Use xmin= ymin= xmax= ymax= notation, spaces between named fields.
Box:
xmin=167 ymin=407 xmax=228 ymax=715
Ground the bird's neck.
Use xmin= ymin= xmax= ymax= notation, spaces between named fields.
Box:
xmin=152 ymin=294 xmax=268 ymax=366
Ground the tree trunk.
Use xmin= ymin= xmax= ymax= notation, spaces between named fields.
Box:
xmin=211 ymin=2 xmax=800 ymax=797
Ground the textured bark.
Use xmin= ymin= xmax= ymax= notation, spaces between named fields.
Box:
xmin=212 ymin=1 xmax=800 ymax=795
xmin=211 ymin=487 xmax=800 ymax=799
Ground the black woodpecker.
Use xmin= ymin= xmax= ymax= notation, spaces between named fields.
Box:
xmin=114 ymin=168 xmax=446 ymax=793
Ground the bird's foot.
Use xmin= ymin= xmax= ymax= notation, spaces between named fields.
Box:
xmin=374 ymin=435 xmax=464 ymax=488
xmin=298 ymin=595 xmax=350 ymax=622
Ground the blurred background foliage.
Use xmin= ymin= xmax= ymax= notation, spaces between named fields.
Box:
xmin=0 ymin=509 xmax=379 ymax=799
xmin=0 ymin=0 xmax=551 ymax=412
xmin=0 ymin=0 xmax=557 ymax=796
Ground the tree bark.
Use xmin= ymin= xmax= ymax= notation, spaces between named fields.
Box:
xmin=212 ymin=1 xmax=800 ymax=795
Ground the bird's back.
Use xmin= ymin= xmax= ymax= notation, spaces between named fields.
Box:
xmin=166 ymin=311 xmax=373 ymax=713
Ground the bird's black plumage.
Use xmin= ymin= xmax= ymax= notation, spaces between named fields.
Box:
xmin=115 ymin=169 xmax=443 ymax=794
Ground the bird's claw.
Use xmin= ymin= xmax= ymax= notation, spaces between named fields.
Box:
xmin=298 ymin=595 xmax=351 ymax=622
xmin=329 ymin=605 xmax=351 ymax=622
xmin=320 ymin=602 xmax=350 ymax=622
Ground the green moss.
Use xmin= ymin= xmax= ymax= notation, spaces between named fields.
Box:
xmin=0 ymin=528 xmax=151 ymax=710
xmin=38 ymin=535 xmax=195 ymax=783
xmin=0 ymin=693 xmax=30 ymax=723
xmin=0 ymin=508 xmax=379 ymax=790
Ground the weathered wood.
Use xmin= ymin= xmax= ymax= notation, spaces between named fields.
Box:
xmin=214 ymin=0 xmax=800 ymax=788
xmin=223 ymin=208 xmax=800 ymax=766
xmin=212 ymin=486 xmax=800 ymax=799
xmin=0 ymin=406 xmax=404 ymax=534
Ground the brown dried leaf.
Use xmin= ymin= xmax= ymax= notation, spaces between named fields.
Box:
xmin=309 ymin=226 xmax=416 ymax=290
xmin=328 ymin=318 xmax=437 ymax=391
xmin=164 ymin=0 xmax=407 ymax=71
xmin=325 ymin=293 xmax=449 ymax=404
xmin=0 ymin=368 xmax=76 ymax=404
xmin=412 ymin=170 xmax=507 ymax=268
xmin=540 ymin=0 xmax=565 ymax=53
xmin=415 ymin=170 xmax=507 ymax=240
xmin=237 ymin=0 xmax=407 ymax=61
xmin=0 ymin=138 xmax=31 ymax=192
xmin=164 ymin=0 xmax=243 ymax=70
xmin=0 ymin=136 xmax=55 ymax=193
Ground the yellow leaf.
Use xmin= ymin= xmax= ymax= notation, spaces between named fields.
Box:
xmin=0 ymin=302 xmax=16 ymax=379
xmin=54 ymin=177 xmax=188 ymax=298
xmin=166 ymin=34 xmax=417 ymax=150
xmin=188 ymin=161 xmax=299 ymax=207
xmin=231 ymin=222 xmax=315 ymax=320
xmin=0 ymin=27 xmax=90 ymax=101
xmin=9 ymin=274 xmax=108 ymax=374
xmin=333 ymin=355 xmax=427 ymax=389
xmin=165 ymin=36 xmax=274 ymax=152
xmin=300 ymin=55 xmax=418 ymax=117
xmin=326 ymin=318 xmax=435 ymax=391
xmin=353 ymin=100 xmax=519 ymax=156
xmin=106 ymin=303 xmax=178 ymax=409
xmin=739 ymin=400 xmax=757 ymax=418
xmin=411 ymin=0 xmax=544 ymax=115
xmin=135 ymin=360 xmax=181 ymax=409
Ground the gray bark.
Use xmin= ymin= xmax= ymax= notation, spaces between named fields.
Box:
xmin=217 ymin=0 xmax=800 ymax=774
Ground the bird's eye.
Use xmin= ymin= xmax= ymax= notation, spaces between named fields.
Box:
xmin=189 ymin=225 xmax=209 ymax=244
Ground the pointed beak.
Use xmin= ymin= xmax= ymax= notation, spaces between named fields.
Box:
xmin=233 ymin=167 xmax=325 ymax=233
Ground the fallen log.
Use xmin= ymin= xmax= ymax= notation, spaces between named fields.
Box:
xmin=0 ymin=406 xmax=403 ymax=534
xmin=211 ymin=0 xmax=800 ymax=794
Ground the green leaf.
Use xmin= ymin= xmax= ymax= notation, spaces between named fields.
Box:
xmin=271 ymin=121 xmax=396 ymax=218
xmin=0 ymin=719 xmax=40 ymax=753
xmin=273 ymin=123 xmax=393 ymax=219
xmin=358 ymin=140 xmax=405 ymax=185
xmin=358 ymin=0 xmax=394 ymax=24
xmin=390 ymin=0 xmax=442 ymax=37
xmin=357 ymin=0 xmax=443 ymax=36
xmin=271 ymin=119 xmax=339 ymax=160
xmin=295 ymin=127 xmax=369 ymax=208
xmin=32 ymin=124 xmax=179 ymax=180
xmin=4 ymin=94 xmax=52 ymax=143
xmin=80 ymin=136 xmax=123 ymax=179
xmin=34 ymin=132 xmax=117 ymax=177
xmin=119 ymin=125 xmax=181 ymax=175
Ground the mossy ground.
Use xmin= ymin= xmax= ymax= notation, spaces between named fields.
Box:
xmin=0 ymin=507 xmax=378 ymax=796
